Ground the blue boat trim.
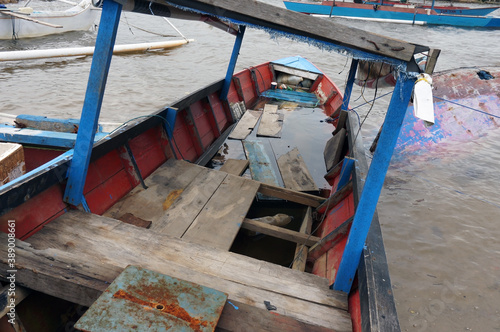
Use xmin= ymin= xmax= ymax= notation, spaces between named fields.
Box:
xmin=271 ymin=56 xmax=323 ymax=74
xmin=260 ymin=89 xmax=319 ymax=106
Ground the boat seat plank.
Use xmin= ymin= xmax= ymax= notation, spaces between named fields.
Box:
xmin=277 ymin=147 xmax=318 ymax=192
xmin=257 ymin=104 xmax=283 ymax=138
xmin=228 ymin=110 xmax=262 ymax=140
xmin=182 ymin=175 xmax=260 ymax=250
xmin=16 ymin=211 xmax=351 ymax=330
xmin=151 ymin=168 xmax=228 ymax=237
xmin=219 ymin=158 xmax=249 ymax=176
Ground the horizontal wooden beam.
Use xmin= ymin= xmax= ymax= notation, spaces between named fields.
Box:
xmin=257 ymin=183 xmax=325 ymax=207
xmin=308 ymin=217 xmax=353 ymax=262
xmin=242 ymin=218 xmax=320 ymax=247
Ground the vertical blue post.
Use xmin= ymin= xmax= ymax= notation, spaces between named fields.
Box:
xmin=341 ymin=59 xmax=359 ymax=111
xmin=220 ymin=25 xmax=246 ymax=101
xmin=64 ymin=0 xmax=122 ymax=206
xmin=333 ymin=73 xmax=416 ymax=292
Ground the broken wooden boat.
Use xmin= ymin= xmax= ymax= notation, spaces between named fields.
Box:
xmin=0 ymin=0 xmax=440 ymax=331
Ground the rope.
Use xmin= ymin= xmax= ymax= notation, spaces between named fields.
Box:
xmin=433 ymin=96 xmax=500 ymax=120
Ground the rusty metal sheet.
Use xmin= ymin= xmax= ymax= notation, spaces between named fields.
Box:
xmin=75 ymin=265 xmax=227 ymax=331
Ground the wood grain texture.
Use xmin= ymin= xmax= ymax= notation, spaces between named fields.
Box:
xmin=257 ymin=104 xmax=283 ymax=138
xmin=219 ymin=159 xmax=249 ymax=176
xmin=292 ymin=206 xmax=313 ymax=271
xmin=278 ymin=147 xmax=318 ymax=192
xmin=228 ymin=110 xmax=262 ymax=140
xmin=241 ymin=218 xmax=320 ymax=246
xmin=324 ymin=128 xmax=346 ymax=172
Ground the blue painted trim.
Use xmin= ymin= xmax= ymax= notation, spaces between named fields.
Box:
xmin=15 ymin=115 xmax=103 ymax=133
xmin=260 ymin=89 xmax=319 ymax=106
xmin=0 ymin=149 xmax=73 ymax=193
xmin=342 ymin=59 xmax=358 ymax=111
xmin=220 ymin=25 xmax=246 ymax=101
xmin=0 ymin=125 xmax=107 ymax=148
xmin=64 ymin=0 xmax=122 ymax=206
xmin=336 ymin=157 xmax=355 ymax=190
xmin=164 ymin=107 xmax=177 ymax=139
xmin=333 ymin=74 xmax=416 ymax=292
xmin=81 ymin=196 xmax=91 ymax=213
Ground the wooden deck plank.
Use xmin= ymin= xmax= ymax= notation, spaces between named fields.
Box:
xmin=182 ymin=175 xmax=260 ymax=250
xmin=292 ymin=206 xmax=313 ymax=271
xmin=151 ymin=168 xmax=228 ymax=237
xmin=257 ymin=104 xmax=283 ymax=138
xmin=243 ymin=140 xmax=282 ymax=187
xmin=219 ymin=159 xmax=249 ymax=176
xmin=104 ymin=159 xmax=205 ymax=223
xmin=16 ymin=212 xmax=351 ymax=330
xmin=228 ymin=110 xmax=262 ymax=140
xmin=277 ymin=147 xmax=318 ymax=192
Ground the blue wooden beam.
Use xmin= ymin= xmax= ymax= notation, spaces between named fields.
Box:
xmin=64 ymin=0 xmax=122 ymax=206
xmin=341 ymin=59 xmax=359 ymax=111
xmin=333 ymin=73 xmax=416 ymax=292
xmin=220 ymin=25 xmax=246 ymax=102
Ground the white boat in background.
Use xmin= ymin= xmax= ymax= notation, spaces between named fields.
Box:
xmin=0 ymin=0 xmax=99 ymax=39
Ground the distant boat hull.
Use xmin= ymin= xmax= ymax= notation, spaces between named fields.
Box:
xmin=364 ymin=0 xmax=500 ymax=16
xmin=284 ymin=1 xmax=500 ymax=28
xmin=0 ymin=0 xmax=99 ymax=39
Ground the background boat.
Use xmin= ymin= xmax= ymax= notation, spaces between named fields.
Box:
xmin=0 ymin=0 xmax=99 ymax=39
xmin=284 ymin=0 xmax=500 ymax=28
xmin=365 ymin=0 xmax=500 ymax=16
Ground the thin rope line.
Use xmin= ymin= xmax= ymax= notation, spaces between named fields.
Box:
xmin=433 ymin=96 xmax=500 ymax=120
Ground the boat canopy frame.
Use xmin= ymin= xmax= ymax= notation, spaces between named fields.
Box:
xmin=59 ymin=0 xmax=437 ymax=294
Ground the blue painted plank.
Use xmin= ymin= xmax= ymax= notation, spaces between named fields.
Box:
xmin=336 ymin=157 xmax=355 ymax=191
xmin=220 ymin=26 xmax=246 ymax=102
xmin=0 ymin=125 xmax=107 ymax=148
xmin=64 ymin=0 xmax=122 ymax=206
xmin=75 ymin=265 xmax=227 ymax=331
xmin=15 ymin=115 xmax=103 ymax=133
xmin=271 ymin=56 xmax=323 ymax=74
xmin=260 ymin=89 xmax=319 ymax=106
xmin=341 ymin=59 xmax=358 ymax=112
xmin=333 ymin=74 xmax=416 ymax=292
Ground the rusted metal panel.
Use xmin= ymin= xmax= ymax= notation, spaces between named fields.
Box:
xmin=75 ymin=265 xmax=227 ymax=332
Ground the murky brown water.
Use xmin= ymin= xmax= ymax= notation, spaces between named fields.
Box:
xmin=1 ymin=0 xmax=500 ymax=330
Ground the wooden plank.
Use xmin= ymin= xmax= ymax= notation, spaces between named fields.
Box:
xmin=324 ymin=128 xmax=346 ymax=172
xmin=425 ymin=48 xmax=441 ymax=75
xmin=257 ymin=104 xmax=283 ymax=138
xmin=219 ymin=159 xmax=249 ymax=176
xmin=332 ymin=110 xmax=348 ymax=135
xmin=0 ymin=285 xmax=31 ymax=319
xmin=316 ymin=181 xmax=353 ymax=214
xmin=28 ymin=211 xmax=348 ymax=310
xmin=162 ymin=0 xmax=417 ymax=62
xmin=243 ymin=140 xmax=282 ymax=187
xmin=182 ymin=175 xmax=260 ymax=250
xmin=9 ymin=214 xmax=351 ymax=330
xmin=228 ymin=110 xmax=262 ymax=140
xmin=104 ymin=159 xmax=204 ymax=223
xmin=277 ymin=147 xmax=318 ymax=192
xmin=242 ymin=218 xmax=320 ymax=247
xmin=292 ymin=206 xmax=313 ymax=271
xmin=324 ymin=159 xmax=343 ymax=184
xmin=257 ymin=183 xmax=325 ymax=207
xmin=308 ymin=217 xmax=353 ymax=263
xmin=151 ymin=168 xmax=228 ymax=237
xmin=216 ymin=300 xmax=338 ymax=332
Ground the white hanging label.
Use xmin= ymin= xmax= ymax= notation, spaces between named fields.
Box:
xmin=413 ymin=73 xmax=435 ymax=126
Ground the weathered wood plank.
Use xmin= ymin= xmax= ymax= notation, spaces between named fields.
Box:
xmin=151 ymin=168 xmax=228 ymax=237
xmin=182 ymin=175 xmax=260 ymax=250
xmin=241 ymin=218 xmax=320 ymax=247
xmin=26 ymin=211 xmax=348 ymax=311
xmin=216 ymin=300 xmax=338 ymax=332
xmin=277 ymin=147 xmax=318 ymax=192
xmin=161 ymin=0 xmax=417 ymax=62
xmin=8 ymin=214 xmax=351 ymax=330
xmin=219 ymin=159 xmax=249 ymax=176
xmin=324 ymin=128 xmax=346 ymax=172
xmin=243 ymin=140 xmax=282 ymax=187
xmin=257 ymin=104 xmax=283 ymax=138
xmin=316 ymin=181 xmax=353 ymax=214
xmin=308 ymin=217 xmax=353 ymax=263
xmin=103 ymin=159 xmax=205 ymax=222
xmin=258 ymin=183 xmax=325 ymax=207
xmin=228 ymin=110 xmax=262 ymax=140
xmin=292 ymin=206 xmax=313 ymax=271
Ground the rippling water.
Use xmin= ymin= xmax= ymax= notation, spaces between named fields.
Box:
xmin=1 ymin=1 xmax=500 ymax=330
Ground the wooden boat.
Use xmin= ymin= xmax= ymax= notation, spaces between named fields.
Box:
xmin=284 ymin=0 xmax=500 ymax=28
xmin=364 ymin=0 xmax=500 ymax=16
xmin=0 ymin=0 xmax=440 ymax=330
xmin=0 ymin=0 xmax=99 ymax=39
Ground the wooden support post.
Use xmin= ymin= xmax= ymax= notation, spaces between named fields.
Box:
xmin=316 ymin=181 xmax=353 ymax=215
xmin=341 ymin=59 xmax=359 ymax=112
xmin=220 ymin=26 xmax=246 ymax=102
xmin=333 ymin=73 xmax=416 ymax=292
xmin=64 ymin=0 xmax=122 ymax=206
xmin=292 ymin=206 xmax=313 ymax=271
